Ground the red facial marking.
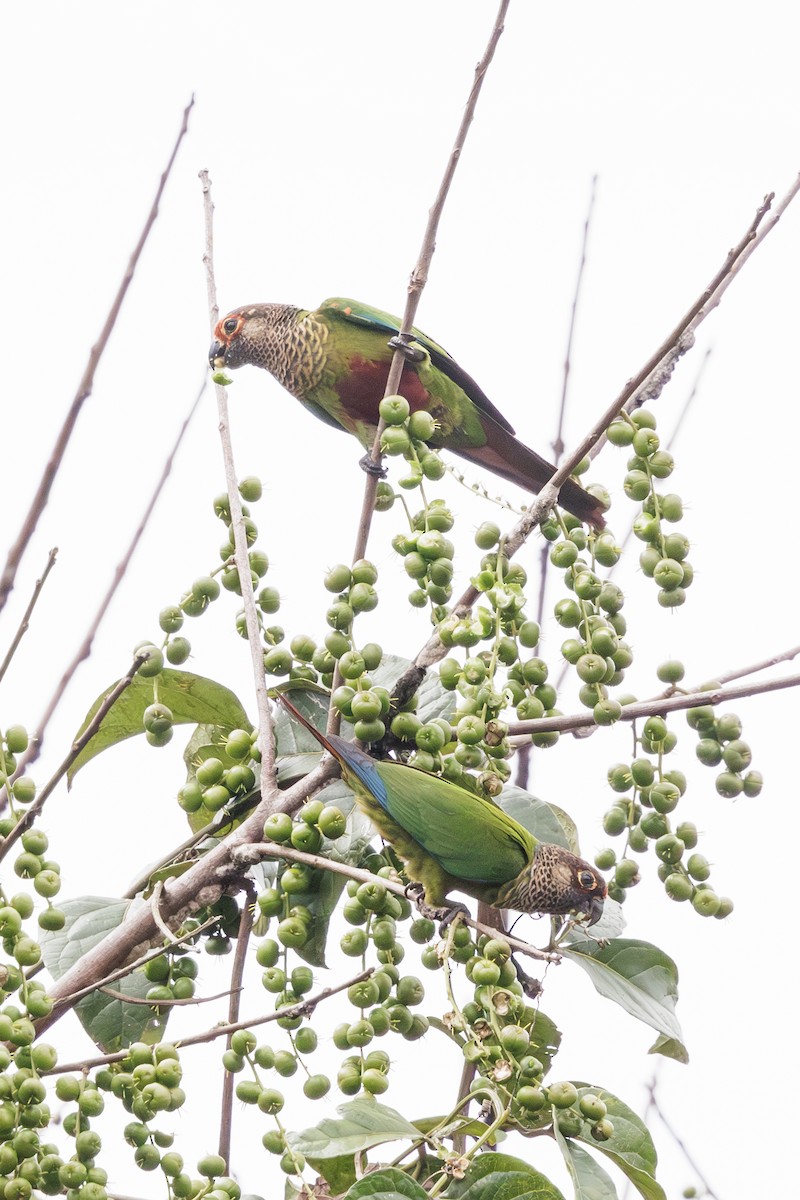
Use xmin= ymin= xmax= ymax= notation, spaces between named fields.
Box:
xmin=213 ymin=313 xmax=244 ymax=346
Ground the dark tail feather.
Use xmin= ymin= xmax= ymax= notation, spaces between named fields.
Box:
xmin=276 ymin=692 xmax=338 ymax=758
xmin=452 ymin=418 xmax=606 ymax=529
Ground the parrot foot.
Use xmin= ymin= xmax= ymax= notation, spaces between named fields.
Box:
xmin=359 ymin=453 xmax=388 ymax=478
xmin=387 ymin=334 xmax=426 ymax=363
xmin=513 ymin=959 xmax=542 ymax=999
xmin=406 ymin=882 xmax=470 ymax=927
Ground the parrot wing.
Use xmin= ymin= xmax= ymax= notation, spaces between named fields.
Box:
xmin=319 ymin=297 xmax=517 ymax=434
xmin=327 ymin=735 xmax=534 ymax=886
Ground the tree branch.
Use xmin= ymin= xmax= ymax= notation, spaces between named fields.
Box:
xmin=0 ymin=547 xmax=58 ymax=684
xmin=508 ymin=670 xmax=800 ymax=740
xmin=0 ymin=96 xmax=195 ymax=615
xmin=200 ymin=169 xmax=279 ymax=808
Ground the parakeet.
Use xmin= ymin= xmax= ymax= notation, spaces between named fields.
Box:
xmin=209 ymin=297 xmax=605 ymax=528
xmin=277 ymin=694 xmax=606 ymax=925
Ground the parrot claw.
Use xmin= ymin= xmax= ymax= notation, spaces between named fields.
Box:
xmin=513 ymin=960 xmax=542 ymax=999
xmin=359 ymin=452 xmax=388 ymax=479
xmin=387 ymin=334 xmax=427 ymax=363
xmin=405 ymin=882 xmax=469 ymax=927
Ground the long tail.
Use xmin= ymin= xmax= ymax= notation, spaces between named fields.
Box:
xmin=455 ymin=416 xmax=606 ymax=529
xmin=277 ymin=691 xmax=390 ymax=811
xmin=276 ymin=692 xmax=339 ymax=758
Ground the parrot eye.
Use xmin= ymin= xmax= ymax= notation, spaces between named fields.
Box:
xmin=222 ymin=317 xmax=239 ymax=335
xmin=578 ymin=869 xmax=597 ymax=890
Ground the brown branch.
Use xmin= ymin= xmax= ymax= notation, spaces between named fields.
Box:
xmin=234 ymin=840 xmax=559 ymax=963
xmin=520 ymin=176 xmax=597 ymax=789
xmin=0 ymin=96 xmax=195 ymax=615
xmin=645 ymin=1073 xmax=721 ymax=1200
xmin=98 ymin=985 xmax=236 ymax=1008
xmin=200 ymin=168 xmax=279 ymax=806
xmin=331 ymin=0 xmax=511 ymax=732
xmin=45 ymin=913 xmax=222 ymax=1012
xmin=219 ymin=881 xmax=255 ymax=1167
xmin=509 ymin=671 xmax=800 ymax=740
xmin=16 ymin=376 xmax=207 ymax=773
xmin=553 ymin=344 xmax=711 ymax=696
xmin=0 ymin=654 xmax=146 ymax=846
xmin=0 ymin=547 xmax=58 ymax=684
xmin=49 ymin=968 xmax=375 ymax=1077
xmin=394 ymin=182 xmax=799 ymax=706
xmin=34 ymin=753 xmax=344 ymax=1035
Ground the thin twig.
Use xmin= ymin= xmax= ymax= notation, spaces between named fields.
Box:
xmin=331 ymin=0 xmax=511 ymax=734
xmin=0 ymin=547 xmax=58 ymax=684
xmin=14 ymin=375 xmax=207 ymax=773
xmin=553 ymin=344 xmax=711 ymax=696
xmin=394 ymin=183 xmax=799 ymax=704
xmin=47 ymin=913 xmax=221 ymax=1012
xmin=521 ymin=176 xmax=597 ymax=789
xmin=49 ymin=968 xmax=375 ymax=1076
xmin=712 ymin=643 xmax=800 ymax=686
xmin=0 ymin=655 xmax=146 ymax=849
xmin=508 ymin=670 xmax=800 ymax=741
xmin=0 ymin=96 xmax=195 ymax=615
xmin=646 ymin=1073 xmax=721 ymax=1200
xmin=98 ymin=985 xmax=236 ymax=1007
xmin=234 ymin=840 xmax=559 ymax=963
xmin=200 ymin=168 xmax=279 ymax=807
xmin=219 ymin=880 xmax=255 ymax=1167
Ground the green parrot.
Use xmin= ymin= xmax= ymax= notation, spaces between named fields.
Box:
xmin=209 ymin=297 xmax=605 ymax=528
xmin=277 ymin=695 xmax=607 ymax=925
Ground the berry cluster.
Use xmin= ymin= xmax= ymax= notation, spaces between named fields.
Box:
xmin=687 ymin=703 xmax=761 ymax=799
xmin=598 ymin=686 xmax=734 ymax=916
xmin=378 ymin=394 xmax=445 ymax=490
xmin=607 ymin=408 xmax=692 ymax=608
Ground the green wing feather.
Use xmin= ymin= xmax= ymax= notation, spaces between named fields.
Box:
xmin=318 ymin=297 xmax=517 ymax=436
xmin=372 ymin=760 xmax=535 ymax=885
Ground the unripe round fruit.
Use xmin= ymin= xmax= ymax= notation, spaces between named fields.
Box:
xmin=692 ymin=889 xmax=721 ymax=917
xmin=548 ymin=1081 xmax=579 ymax=1108
xmin=263 ymin=812 xmax=293 ymax=843
xmin=379 ymin=395 xmax=410 ymax=425
xmin=664 ymin=872 xmax=693 ymax=902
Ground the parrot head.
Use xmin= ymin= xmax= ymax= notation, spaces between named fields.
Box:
xmin=498 ymin=842 xmax=607 ymax=925
xmin=208 ymin=304 xmax=299 ymax=373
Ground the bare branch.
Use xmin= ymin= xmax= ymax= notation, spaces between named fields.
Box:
xmin=521 ymin=176 xmax=597 ymax=788
xmin=0 ymin=96 xmax=195 ymax=615
xmin=18 ymin=376 xmax=207 ymax=769
xmin=396 ymin=182 xmax=799 ymax=701
xmin=332 ymin=0 xmax=511 ymax=731
xmin=235 ymin=840 xmax=559 ymax=963
xmin=0 ymin=547 xmax=58 ymax=684
xmin=509 ymin=671 xmax=800 ymax=741
xmin=49 ymin=968 xmax=375 ymax=1076
xmin=199 ymin=168 xmax=279 ymax=808
xmin=219 ymin=881 xmax=256 ymax=1167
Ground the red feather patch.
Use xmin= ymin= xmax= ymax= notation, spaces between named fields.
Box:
xmin=337 ymin=357 xmax=431 ymax=420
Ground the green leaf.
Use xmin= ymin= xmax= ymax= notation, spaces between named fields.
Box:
xmin=289 ymin=1097 xmax=419 ymax=1162
xmin=39 ymin=896 xmax=166 ymax=1052
xmin=559 ymin=1085 xmax=666 ymax=1200
xmin=561 ymin=939 xmax=686 ymax=1059
xmin=499 ymin=786 xmax=579 ymax=854
xmin=647 ymin=1035 xmax=689 ymax=1065
xmin=68 ymin=670 xmax=251 ymax=783
xmin=446 ymin=1151 xmax=567 ymax=1199
xmin=552 ymin=1130 xmax=619 ymax=1200
xmin=343 ymin=1168 xmax=428 ymax=1199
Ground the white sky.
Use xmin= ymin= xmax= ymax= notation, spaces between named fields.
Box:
xmin=2 ymin=2 xmax=799 ymax=1197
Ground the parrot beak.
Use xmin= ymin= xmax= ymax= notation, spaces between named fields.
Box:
xmin=209 ymin=340 xmax=226 ymax=369
xmin=587 ymin=894 xmax=605 ymax=926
